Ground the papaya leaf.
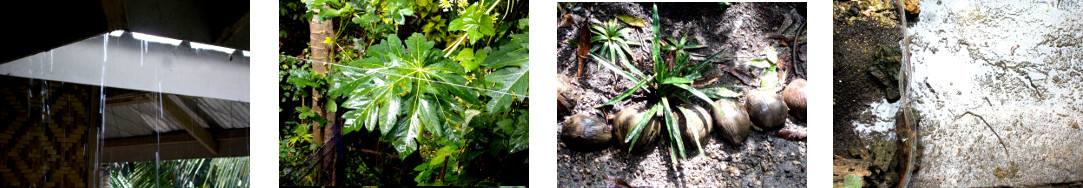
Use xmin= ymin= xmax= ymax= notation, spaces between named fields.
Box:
xmin=449 ymin=4 xmax=495 ymax=44
xmin=335 ymin=33 xmax=467 ymax=159
xmin=481 ymin=34 xmax=529 ymax=113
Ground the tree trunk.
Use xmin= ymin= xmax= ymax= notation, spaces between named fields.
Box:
xmin=309 ymin=14 xmax=339 ymax=185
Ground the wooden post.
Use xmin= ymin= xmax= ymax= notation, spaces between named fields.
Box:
xmin=87 ymin=86 xmax=101 ymax=188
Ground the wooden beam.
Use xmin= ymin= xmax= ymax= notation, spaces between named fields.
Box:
xmin=105 ymin=92 xmax=153 ymax=107
xmin=102 ymin=129 xmax=249 ymax=163
xmin=160 ymin=94 xmax=218 ymax=154
xmin=104 ymin=129 xmax=247 ymax=148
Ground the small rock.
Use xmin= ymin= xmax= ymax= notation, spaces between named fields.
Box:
xmin=905 ymin=0 xmax=920 ymax=15
xmin=868 ymin=45 xmax=903 ymax=102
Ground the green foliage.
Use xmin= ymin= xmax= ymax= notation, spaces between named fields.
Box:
xmin=305 ymin=0 xmax=414 ymax=25
xmin=719 ymin=2 xmax=734 ymax=9
xmin=279 ymin=55 xmax=328 ymax=185
xmin=416 ymin=0 xmax=453 ymax=44
xmin=332 ymin=33 xmax=472 ymax=159
xmin=481 ymin=33 xmax=528 ymax=113
xmin=590 ymin=18 xmax=640 ymax=70
xmin=595 ymin=4 xmax=728 ymax=163
xmin=662 ymin=34 xmax=705 ymax=60
xmin=283 ymin=0 xmax=528 ymax=185
xmin=449 ymin=3 xmax=496 ymax=45
xmin=108 ymin=157 xmax=249 ymax=188
xmin=843 ymin=174 xmax=864 ymax=188
xmin=746 ymin=49 xmax=780 ymax=89
xmin=280 ymin=55 xmax=332 ymax=136
xmin=412 ymin=108 xmax=528 ymax=186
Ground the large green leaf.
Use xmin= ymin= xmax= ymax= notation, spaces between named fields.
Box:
xmin=481 ymin=34 xmax=529 ymax=113
xmin=383 ymin=0 xmax=415 ymax=24
xmin=508 ymin=110 xmax=529 ymax=153
xmin=334 ymin=33 xmax=468 ymax=158
xmin=449 ymin=4 xmax=495 ymax=44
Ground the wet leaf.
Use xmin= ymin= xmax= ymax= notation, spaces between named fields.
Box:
xmin=616 ymin=15 xmax=647 ymax=28
xmin=702 ymin=86 xmax=742 ymax=99
xmin=335 ymin=33 xmax=467 ymax=159
xmin=760 ymin=63 xmax=779 ymax=89
xmin=482 ymin=34 xmax=529 ymax=113
xmin=747 ymin=58 xmax=772 ymax=68
xmin=456 ymin=48 xmax=478 ymax=71
xmin=843 ymin=174 xmax=863 ymax=188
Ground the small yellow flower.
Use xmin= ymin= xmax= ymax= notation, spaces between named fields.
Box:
xmin=438 ymin=0 xmax=452 ymax=12
xmin=456 ymin=0 xmax=468 ymax=9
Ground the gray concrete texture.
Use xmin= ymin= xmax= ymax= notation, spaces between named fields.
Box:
xmin=903 ymin=0 xmax=1083 ymax=186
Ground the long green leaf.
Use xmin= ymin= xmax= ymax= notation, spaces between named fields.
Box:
xmin=651 ymin=4 xmax=662 ymax=77
xmin=618 ymin=42 xmax=646 ymax=79
xmin=661 ymin=77 xmax=693 ymax=84
xmin=597 ymin=74 xmax=655 ymax=108
xmin=677 ymin=105 xmax=706 ymax=157
xmin=690 ymin=49 xmax=726 ymax=78
xmin=661 ymin=97 xmax=685 ymax=159
xmin=591 ymin=54 xmax=640 ymax=83
xmin=672 ymin=83 xmax=721 ymax=111
xmin=626 ymin=103 xmax=662 ymax=150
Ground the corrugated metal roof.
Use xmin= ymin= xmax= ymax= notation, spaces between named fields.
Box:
xmin=103 ymin=95 xmax=248 ymax=139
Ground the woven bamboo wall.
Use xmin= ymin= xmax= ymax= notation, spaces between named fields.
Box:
xmin=0 ymin=76 xmax=94 ymax=187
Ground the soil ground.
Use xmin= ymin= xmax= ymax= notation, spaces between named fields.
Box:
xmin=556 ymin=2 xmax=807 ymax=187
xmin=831 ymin=1 xmax=903 ymax=158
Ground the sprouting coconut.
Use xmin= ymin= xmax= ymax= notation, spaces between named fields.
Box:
xmin=782 ymin=78 xmax=807 ymax=121
xmin=561 ymin=114 xmax=612 ymax=151
xmin=712 ymin=98 xmax=751 ymax=145
xmin=745 ymin=90 xmax=788 ymax=129
xmin=612 ymin=107 xmax=662 ymax=153
xmin=676 ymin=103 xmax=713 ymax=151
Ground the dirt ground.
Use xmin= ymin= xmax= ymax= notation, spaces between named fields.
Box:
xmin=555 ymin=2 xmax=807 ymax=187
xmin=831 ymin=0 xmax=910 ymax=186
xmin=831 ymin=1 xmax=904 ymax=157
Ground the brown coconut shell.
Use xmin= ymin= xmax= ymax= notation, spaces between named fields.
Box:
xmin=783 ymin=78 xmax=807 ymax=121
xmin=712 ymin=98 xmax=751 ymax=145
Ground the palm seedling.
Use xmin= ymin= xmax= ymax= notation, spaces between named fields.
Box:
xmin=661 ymin=33 xmax=705 ymax=62
xmin=590 ymin=18 xmax=641 ymax=70
xmin=594 ymin=4 xmax=727 ymax=164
